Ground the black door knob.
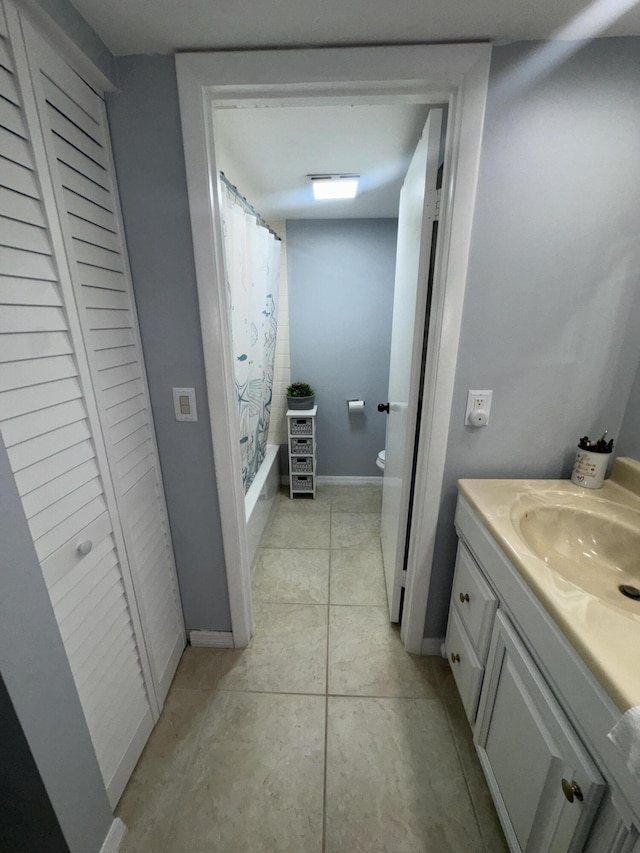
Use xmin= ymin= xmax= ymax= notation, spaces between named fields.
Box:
xmin=377 ymin=403 xmax=390 ymax=413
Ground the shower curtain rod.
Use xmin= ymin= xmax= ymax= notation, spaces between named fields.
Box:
xmin=219 ymin=172 xmax=281 ymax=242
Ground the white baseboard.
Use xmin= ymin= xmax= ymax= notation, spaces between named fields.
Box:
xmin=420 ymin=637 xmax=446 ymax=656
xmin=280 ymin=475 xmax=383 ymax=486
xmin=316 ymin=475 xmax=383 ymax=485
xmin=189 ymin=630 xmax=234 ymax=648
xmin=100 ymin=818 xmax=126 ymax=853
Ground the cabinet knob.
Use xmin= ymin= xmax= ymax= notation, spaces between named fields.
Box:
xmin=459 ymin=592 xmax=470 ymax=603
xmin=561 ymin=779 xmax=583 ymax=803
xmin=450 ymin=653 xmax=460 ymax=664
xmin=377 ymin=403 xmax=390 ymax=413
xmin=76 ymin=539 xmax=93 ymax=556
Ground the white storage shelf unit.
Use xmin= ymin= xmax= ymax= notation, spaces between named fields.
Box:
xmin=287 ymin=406 xmax=317 ymax=499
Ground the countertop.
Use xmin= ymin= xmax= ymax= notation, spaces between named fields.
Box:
xmin=458 ymin=458 xmax=640 ymax=713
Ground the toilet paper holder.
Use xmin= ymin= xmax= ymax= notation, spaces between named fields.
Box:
xmin=347 ymin=399 xmax=365 ymax=411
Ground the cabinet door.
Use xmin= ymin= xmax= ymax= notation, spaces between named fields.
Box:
xmin=21 ymin=18 xmax=185 ymax=703
xmin=445 ymin=607 xmax=484 ymax=723
xmin=475 ymin=611 xmax=604 ymax=853
xmin=452 ymin=542 xmax=497 ymax=661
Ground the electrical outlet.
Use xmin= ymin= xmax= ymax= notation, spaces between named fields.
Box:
xmin=465 ymin=390 xmax=492 ymax=426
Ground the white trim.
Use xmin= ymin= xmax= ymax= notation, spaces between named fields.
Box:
xmin=99 ymin=818 xmax=127 ymax=853
xmin=13 ymin=0 xmax=116 ymax=92
xmin=279 ymin=475 xmax=383 ymax=486
xmin=176 ymin=60 xmax=253 ymax=649
xmin=420 ymin=637 xmax=446 ymax=656
xmin=401 ymin=51 xmax=491 ymax=654
xmin=176 ymin=44 xmax=491 ymax=655
xmin=189 ymin=630 xmax=234 ymax=648
xmin=316 ymin=475 xmax=384 ymax=486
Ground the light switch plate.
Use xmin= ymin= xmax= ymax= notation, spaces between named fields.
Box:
xmin=173 ymin=387 xmax=198 ymax=422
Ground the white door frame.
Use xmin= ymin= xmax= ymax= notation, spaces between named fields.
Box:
xmin=175 ymin=44 xmax=491 ymax=652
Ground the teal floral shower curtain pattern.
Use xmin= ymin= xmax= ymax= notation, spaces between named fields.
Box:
xmin=222 ymin=187 xmax=281 ymax=493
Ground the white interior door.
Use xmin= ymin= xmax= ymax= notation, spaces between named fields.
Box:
xmin=380 ymin=108 xmax=443 ymax=622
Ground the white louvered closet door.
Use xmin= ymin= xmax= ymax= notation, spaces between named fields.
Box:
xmin=21 ymin=19 xmax=185 ymax=704
xmin=0 ymin=2 xmax=154 ymax=805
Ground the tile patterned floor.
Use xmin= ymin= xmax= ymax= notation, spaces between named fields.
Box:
xmin=117 ymin=484 xmax=508 ymax=853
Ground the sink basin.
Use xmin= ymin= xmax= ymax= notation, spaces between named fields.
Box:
xmin=511 ymin=501 xmax=640 ymax=606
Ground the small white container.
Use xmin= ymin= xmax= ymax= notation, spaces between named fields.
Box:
xmin=571 ymin=448 xmax=610 ymax=489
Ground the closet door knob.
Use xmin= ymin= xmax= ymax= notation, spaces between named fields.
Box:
xmin=450 ymin=653 xmax=460 ymax=664
xmin=459 ymin=592 xmax=470 ymax=603
xmin=377 ymin=403 xmax=390 ymax=413
xmin=77 ymin=540 xmax=93 ymax=556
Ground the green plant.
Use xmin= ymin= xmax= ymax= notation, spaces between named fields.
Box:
xmin=286 ymin=382 xmax=314 ymax=398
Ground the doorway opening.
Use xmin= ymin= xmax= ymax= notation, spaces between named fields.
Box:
xmin=175 ymin=44 xmax=491 ymax=652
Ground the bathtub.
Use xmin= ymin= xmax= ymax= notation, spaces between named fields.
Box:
xmin=245 ymin=444 xmax=280 ymax=569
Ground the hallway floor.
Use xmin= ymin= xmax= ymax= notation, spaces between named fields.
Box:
xmin=117 ymin=484 xmax=507 ymax=852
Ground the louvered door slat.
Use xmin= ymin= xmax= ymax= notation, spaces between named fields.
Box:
xmin=1 ymin=124 xmax=31 ymax=167
xmin=69 ymin=214 xmax=119 ymax=253
xmin=1 ymin=397 xmax=83 ymax=445
xmin=1 ymin=214 xmax=51 ymax=252
xmin=0 ymin=61 xmax=17 ymax=102
xmin=22 ymin=458 xmax=99 ymax=519
xmin=0 ymin=275 xmax=61 ymax=304
xmin=63 ymin=187 xmax=116 ymax=234
xmin=52 ymin=133 xmax=108 ymax=189
xmin=30 ymin=475 xmax=103 ymax=540
xmin=0 ymin=352 xmax=75 ymax=391
xmin=9 ymin=416 xmax=89 ymax=470
xmin=48 ymin=106 xmax=107 ymax=169
xmin=41 ymin=75 xmax=103 ymax=145
xmin=0 ymin=91 xmax=25 ymax=136
xmin=0 ymin=154 xmax=39 ymax=196
xmin=0 ymin=16 xmax=153 ymax=805
xmin=0 ymin=244 xmax=57 ymax=279
xmin=0 ymin=187 xmax=46 ymax=226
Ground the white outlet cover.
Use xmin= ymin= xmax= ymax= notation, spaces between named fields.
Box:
xmin=465 ymin=389 xmax=492 ymax=426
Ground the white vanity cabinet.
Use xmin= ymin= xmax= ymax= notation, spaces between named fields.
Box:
xmin=476 ymin=611 xmax=604 ymax=852
xmin=448 ymin=493 xmax=640 ymax=853
xmin=444 ymin=542 xmax=497 ymax=721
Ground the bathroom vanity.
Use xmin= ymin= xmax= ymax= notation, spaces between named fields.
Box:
xmin=445 ymin=459 xmax=640 ymax=853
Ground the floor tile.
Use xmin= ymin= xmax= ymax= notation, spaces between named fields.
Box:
xmin=261 ymin=509 xmax=331 ymax=548
xmin=328 ymin=484 xmax=383 ymax=513
xmin=325 ymin=696 xmax=484 ymax=853
xmin=330 ymin=512 xmax=381 ymax=549
xmin=165 ymin=691 xmax=325 ymax=853
xmin=219 ymin=602 xmax=328 ymax=694
xmin=328 ymin=606 xmax=437 ymax=698
xmin=253 ymin=548 xmax=329 ymax=604
xmin=116 ymin=688 xmax=210 ymax=853
xmin=442 ymin=672 xmax=509 ymax=853
xmin=275 ymin=485 xmax=331 ymax=513
xmin=172 ymin=646 xmax=244 ymax=690
xmin=329 ymin=547 xmax=386 ymax=606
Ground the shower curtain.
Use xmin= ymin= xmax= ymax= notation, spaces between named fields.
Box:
xmin=221 ymin=184 xmax=281 ymax=493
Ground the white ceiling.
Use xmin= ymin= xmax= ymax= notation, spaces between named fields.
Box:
xmin=214 ymin=103 xmax=432 ymax=220
xmin=69 ymin=0 xmax=640 ymax=220
xmin=71 ymin=0 xmax=640 ymax=55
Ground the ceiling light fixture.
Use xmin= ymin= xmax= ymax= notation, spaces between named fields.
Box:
xmin=309 ymin=174 xmax=359 ymax=201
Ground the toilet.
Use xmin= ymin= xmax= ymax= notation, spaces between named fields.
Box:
xmin=376 ymin=450 xmax=386 ymax=471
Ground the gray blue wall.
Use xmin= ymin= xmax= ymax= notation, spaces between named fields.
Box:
xmin=287 ymin=219 xmax=397 ymax=476
xmin=424 ymin=38 xmax=640 ymax=639
xmin=0 ymin=438 xmax=114 ymax=853
xmin=106 ymin=56 xmax=232 ymax=632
